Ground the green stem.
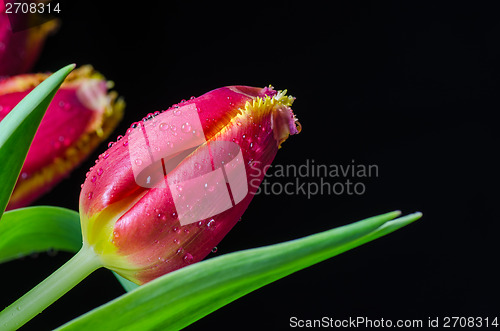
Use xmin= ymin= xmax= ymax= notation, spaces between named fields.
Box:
xmin=0 ymin=245 xmax=102 ymax=331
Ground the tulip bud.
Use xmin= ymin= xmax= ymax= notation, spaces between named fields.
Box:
xmin=0 ymin=65 xmax=125 ymax=210
xmin=80 ymin=86 xmax=301 ymax=284
xmin=0 ymin=1 xmax=59 ymax=76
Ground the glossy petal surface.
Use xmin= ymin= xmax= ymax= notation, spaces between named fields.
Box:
xmin=80 ymin=86 xmax=300 ymax=284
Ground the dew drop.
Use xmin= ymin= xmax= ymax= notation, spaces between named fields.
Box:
xmin=194 ymin=162 xmax=202 ymax=171
xmin=135 ymin=159 xmax=143 ymax=166
xmin=173 ymin=109 xmax=182 ymax=116
xmin=173 ymin=239 xmax=180 ymax=244
xmin=108 ymin=142 xmax=114 ymax=148
xmin=91 ymin=176 xmax=97 ymax=183
xmin=183 ymin=253 xmax=194 ymax=264
xmin=88 ymin=192 xmax=93 ymax=200
xmin=166 ymin=141 xmax=173 ymax=148
xmin=97 ymin=168 xmax=104 ymax=176
xmin=207 ymin=218 xmax=216 ymax=229
xmin=181 ymin=122 xmax=191 ymax=133
xmin=211 ymin=247 xmax=218 ymax=253
xmin=159 ymin=123 xmax=168 ymax=131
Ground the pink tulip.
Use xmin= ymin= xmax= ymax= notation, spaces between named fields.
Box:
xmin=0 ymin=1 xmax=58 ymax=76
xmin=0 ymin=65 xmax=125 ymax=209
xmin=79 ymin=86 xmax=301 ymax=284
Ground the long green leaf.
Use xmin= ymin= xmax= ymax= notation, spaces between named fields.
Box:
xmin=0 ymin=206 xmax=82 ymax=263
xmin=57 ymin=211 xmax=422 ymax=331
xmin=0 ymin=64 xmax=75 ymax=219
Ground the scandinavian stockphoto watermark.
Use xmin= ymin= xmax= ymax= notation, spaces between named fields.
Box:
xmin=249 ymin=159 xmax=379 ymax=198
xmin=125 ymin=100 xmax=379 ymax=225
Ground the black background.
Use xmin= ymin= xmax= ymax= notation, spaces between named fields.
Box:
xmin=1 ymin=1 xmax=498 ymax=330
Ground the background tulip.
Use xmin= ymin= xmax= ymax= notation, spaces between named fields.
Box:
xmin=0 ymin=1 xmax=58 ymax=76
xmin=80 ymin=85 xmax=301 ymax=284
xmin=0 ymin=65 xmax=124 ymax=210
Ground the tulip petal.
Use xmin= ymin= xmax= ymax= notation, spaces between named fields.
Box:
xmin=80 ymin=86 xmax=300 ymax=284
xmin=0 ymin=1 xmax=58 ymax=75
xmin=0 ymin=65 xmax=125 ymax=209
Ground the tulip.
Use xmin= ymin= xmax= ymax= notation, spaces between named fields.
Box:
xmin=80 ymin=85 xmax=301 ymax=284
xmin=0 ymin=65 xmax=125 ymax=210
xmin=0 ymin=1 xmax=59 ymax=76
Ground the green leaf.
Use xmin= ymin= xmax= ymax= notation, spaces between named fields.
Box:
xmin=57 ymin=211 xmax=422 ymax=331
xmin=0 ymin=206 xmax=82 ymax=263
xmin=0 ymin=64 xmax=75 ymax=219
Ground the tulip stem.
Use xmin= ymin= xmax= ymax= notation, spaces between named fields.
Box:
xmin=0 ymin=245 xmax=102 ymax=331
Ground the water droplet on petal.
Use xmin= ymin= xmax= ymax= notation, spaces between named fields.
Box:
xmin=160 ymin=123 xmax=168 ymax=131
xmin=135 ymin=159 xmax=143 ymax=166
xmin=97 ymin=168 xmax=104 ymax=176
xmin=91 ymin=176 xmax=97 ymax=183
xmin=207 ymin=218 xmax=216 ymax=229
xmin=211 ymin=247 xmax=218 ymax=253
xmin=88 ymin=192 xmax=93 ymax=200
xmin=173 ymin=109 xmax=182 ymax=116
xmin=181 ymin=122 xmax=191 ymax=133
xmin=183 ymin=253 xmax=194 ymax=264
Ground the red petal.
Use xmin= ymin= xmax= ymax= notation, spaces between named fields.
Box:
xmin=80 ymin=86 xmax=300 ymax=284
xmin=0 ymin=5 xmax=58 ymax=75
